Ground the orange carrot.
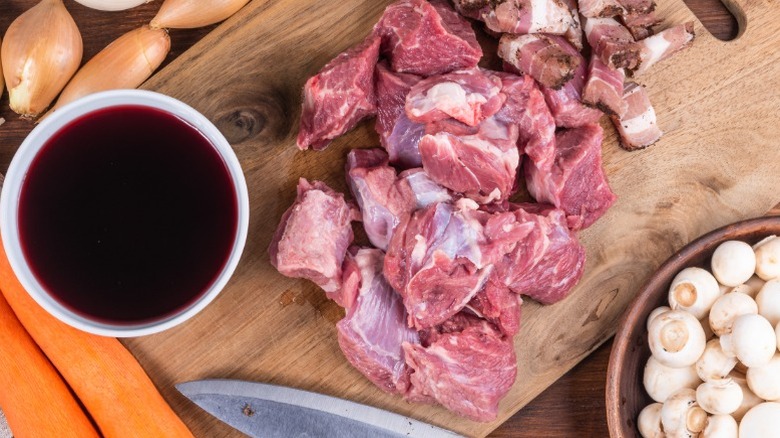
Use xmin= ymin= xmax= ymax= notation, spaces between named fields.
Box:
xmin=0 ymin=237 xmax=194 ymax=438
xmin=0 ymin=292 xmax=99 ymax=438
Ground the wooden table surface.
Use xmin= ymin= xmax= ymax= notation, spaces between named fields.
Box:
xmin=0 ymin=1 xmax=738 ymax=436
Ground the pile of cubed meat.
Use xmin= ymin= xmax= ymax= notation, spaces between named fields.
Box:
xmin=270 ymin=0 xmax=693 ymax=422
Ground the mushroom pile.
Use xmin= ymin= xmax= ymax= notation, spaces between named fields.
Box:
xmin=638 ymin=236 xmax=780 ymax=437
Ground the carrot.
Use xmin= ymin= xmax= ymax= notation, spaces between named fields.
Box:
xmin=0 ymin=238 xmax=194 ymax=438
xmin=0 ymin=292 xmax=100 ymax=438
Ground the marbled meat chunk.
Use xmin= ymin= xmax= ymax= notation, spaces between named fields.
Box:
xmin=374 ymin=62 xmax=425 ymax=168
xmin=467 ymin=279 xmax=523 ymax=336
xmin=268 ymin=179 xmax=355 ymax=295
xmin=611 ymin=82 xmax=662 ymax=150
xmin=375 ymin=0 xmax=482 ymax=77
xmin=337 ymin=247 xmax=420 ymax=394
xmin=297 ymin=34 xmax=380 ymax=150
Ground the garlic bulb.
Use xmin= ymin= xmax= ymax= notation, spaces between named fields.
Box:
xmin=47 ymin=26 xmax=170 ymax=115
xmin=150 ymin=0 xmax=250 ymax=29
xmin=2 ymin=0 xmax=83 ymax=117
xmin=72 ymin=0 xmax=152 ymax=11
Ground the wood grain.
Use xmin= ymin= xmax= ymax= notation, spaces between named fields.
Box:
xmin=0 ymin=1 xmax=743 ymax=437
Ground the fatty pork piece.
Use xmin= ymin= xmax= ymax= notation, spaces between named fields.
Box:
xmin=611 ymin=82 xmax=662 ymax=150
xmin=583 ymin=16 xmax=641 ymax=71
xmin=525 ymin=124 xmax=617 ymax=231
xmin=374 ymin=62 xmax=425 ymax=168
xmin=582 ymin=56 xmax=627 ymax=117
xmin=497 ymin=33 xmax=581 ymax=90
xmin=269 ymin=179 xmax=355 ymax=298
xmin=345 ymin=148 xmax=451 ymax=250
xmin=338 ymin=247 xmax=419 ymax=394
xmin=536 ymin=36 xmax=603 ymax=128
xmin=405 ymin=68 xmax=505 ymax=127
xmin=453 ymin=0 xmax=577 ymax=36
xmin=404 ymin=312 xmax=517 ymax=422
xmin=296 ymin=34 xmax=380 ymax=151
xmin=384 ymin=200 xmax=533 ymax=329
xmin=496 ymin=204 xmax=586 ymax=304
xmin=560 ymin=0 xmax=584 ymax=50
xmin=579 ymin=0 xmax=625 ymax=18
xmin=633 ymin=22 xmax=695 ymax=75
xmin=374 ymin=0 xmax=481 ymax=77
xmin=467 ymin=279 xmax=523 ymax=336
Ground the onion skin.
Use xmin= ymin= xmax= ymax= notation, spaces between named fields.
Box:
xmin=2 ymin=0 xmax=83 ymax=117
xmin=150 ymin=0 xmax=250 ymax=29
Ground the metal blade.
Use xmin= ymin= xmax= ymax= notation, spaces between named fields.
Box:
xmin=176 ymin=379 xmax=462 ymax=438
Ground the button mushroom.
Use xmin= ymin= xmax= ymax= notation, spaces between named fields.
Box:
xmin=739 ymin=402 xmax=780 ymax=437
xmin=738 ymin=275 xmax=767 ymax=298
xmin=647 ymin=306 xmax=671 ymax=331
xmin=661 ymin=388 xmax=708 ymax=438
xmin=701 ymin=414 xmax=738 ymax=438
xmin=754 ymin=235 xmax=780 ymax=280
xmin=720 ymin=314 xmax=777 ymax=368
xmin=747 ymin=353 xmax=780 ymax=401
xmin=669 ymin=267 xmax=721 ymax=320
xmin=708 ymin=292 xmax=758 ymax=336
xmin=696 ymin=339 xmax=738 ymax=382
xmin=644 ymin=355 xmax=701 ymax=402
xmin=649 ymin=310 xmax=707 ymax=368
xmin=729 ymin=372 xmax=765 ymax=421
xmin=696 ymin=378 xmax=743 ymax=415
xmin=756 ymin=279 xmax=780 ymax=326
xmin=638 ymin=403 xmax=664 ymax=438
xmin=711 ymin=240 xmax=756 ymax=287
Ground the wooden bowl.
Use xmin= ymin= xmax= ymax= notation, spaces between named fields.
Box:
xmin=606 ymin=216 xmax=780 ymax=437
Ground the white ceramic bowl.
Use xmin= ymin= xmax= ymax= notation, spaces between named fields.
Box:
xmin=0 ymin=90 xmax=250 ymax=337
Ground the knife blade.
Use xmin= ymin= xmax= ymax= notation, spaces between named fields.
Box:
xmin=176 ymin=379 xmax=463 ymax=438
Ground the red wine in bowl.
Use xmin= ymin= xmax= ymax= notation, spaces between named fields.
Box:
xmin=17 ymin=105 xmax=238 ymax=324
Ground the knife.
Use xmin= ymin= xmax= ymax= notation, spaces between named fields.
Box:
xmin=176 ymin=379 xmax=463 ymax=438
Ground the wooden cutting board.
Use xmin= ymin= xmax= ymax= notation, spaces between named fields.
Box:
xmin=123 ymin=0 xmax=780 ymax=436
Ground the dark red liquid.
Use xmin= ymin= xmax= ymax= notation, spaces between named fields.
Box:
xmin=18 ymin=105 xmax=238 ymax=324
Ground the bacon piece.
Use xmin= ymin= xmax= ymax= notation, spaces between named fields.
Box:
xmin=560 ymin=0 xmax=584 ymax=50
xmin=498 ymin=34 xmax=581 ymax=90
xmin=633 ymin=22 xmax=695 ymax=75
xmin=580 ymin=0 xmax=625 ymax=18
xmin=584 ymin=16 xmax=642 ymax=70
xmin=611 ymin=82 xmax=662 ymax=150
xmin=453 ymin=0 xmax=578 ymax=36
xmin=582 ymin=56 xmax=627 ymax=117
xmin=538 ymin=36 xmax=603 ymax=128
xmin=406 ymin=69 xmax=505 ymax=127
xmin=617 ymin=0 xmax=655 ymax=14
xmin=622 ymin=10 xmax=661 ymax=39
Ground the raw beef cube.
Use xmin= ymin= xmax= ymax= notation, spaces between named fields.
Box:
xmin=524 ymin=124 xmax=617 ymax=230
xmin=467 ymin=279 xmax=523 ymax=336
xmin=498 ymin=34 xmax=581 ymax=90
xmin=406 ymin=69 xmax=505 ymax=127
xmin=384 ymin=200 xmax=532 ymax=329
xmin=398 ymin=169 xmax=453 ymax=208
xmin=611 ymin=82 xmax=662 ymax=150
xmin=269 ymin=179 xmax=355 ymax=294
xmin=297 ymin=34 xmax=381 ymax=151
xmin=375 ymin=62 xmax=425 ymax=168
xmin=582 ymin=56 xmax=627 ymax=117
xmin=633 ymin=22 xmax=695 ymax=75
xmin=537 ymin=37 xmax=603 ymax=128
xmin=375 ymin=0 xmax=481 ymax=77
xmin=583 ymin=16 xmax=641 ymax=70
xmin=496 ymin=204 xmax=586 ymax=304
xmin=403 ymin=313 xmax=517 ymax=422
xmin=453 ymin=0 xmax=577 ymax=36
xmin=337 ymin=248 xmax=419 ymax=394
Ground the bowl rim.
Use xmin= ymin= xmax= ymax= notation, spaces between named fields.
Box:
xmin=605 ymin=215 xmax=780 ymax=437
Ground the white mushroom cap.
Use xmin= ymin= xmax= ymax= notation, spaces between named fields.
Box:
xmin=739 ymin=275 xmax=767 ymax=298
xmin=644 ymin=355 xmax=701 ymax=402
xmin=649 ymin=310 xmax=707 ymax=368
xmin=638 ymin=403 xmax=664 ymax=438
xmin=739 ymin=402 xmax=780 ymax=437
xmin=720 ymin=314 xmax=776 ymax=368
xmin=711 ymin=240 xmax=756 ymax=287
xmin=747 ymin=353 xmax=780 ymax=401
xmin=647 ymin=306 xmax=671 ymax=332
xmin=754 ymin=235 xmax=780 ymax=280
xmin=701 ymin=414 xmax=738 ymax=438
xmin=708 ymin=292 xmax=758 ymax=336
xmin=661 ymin=388 xmax=708 ymax=437
xmin=756 ymin=279 xmax=780 ymax=326
xmin=696 ymin=379 xmax=743 ymax=415
xmin=696 ymin=339 xmax=738 ymax=382
xmin=729 ymin=372 xmax=765 ymax=421
xmin=669 ymin=267 xmax=721 ymax=319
